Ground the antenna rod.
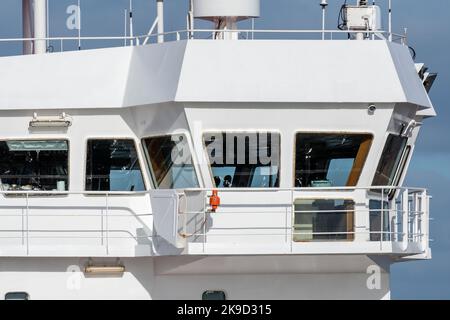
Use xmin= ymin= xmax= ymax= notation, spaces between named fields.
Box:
xmin=388 ymin=0 xmax=392 ymax=41
xmin=77 ymin=0 xmax=81 ymax=50
xmin=157 ymin=0 xmax=164 ymax=43
xmin=129 ymin=0 xmax=134 ymax=45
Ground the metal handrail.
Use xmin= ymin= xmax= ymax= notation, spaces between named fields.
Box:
xmin=0 ymin=28 xmax=407 ymax=56
xmin=0 ymin=186 xmax=429 ymax=256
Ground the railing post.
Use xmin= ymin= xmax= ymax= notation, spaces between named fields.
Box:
xmin=402 ymin=189 xmax=409 ymax=250
xmin=26 ymin=192 xmax=29 ymax=255
xmin=414 ymin=191 xmax=420 ymax=243
xmin=105 ymin=193 xmax=109 ymax=255
xmin=203 ymin=192 xmax=206 ymax=254
xmin=421 ymin=190 xmax=429 ymax=252
xmin=380 ymin=188 xmax=384 ymax=251
xmin=290 ymin=189 xmax=294 ymax=253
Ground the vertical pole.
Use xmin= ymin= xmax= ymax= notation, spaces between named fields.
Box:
xmin=129 ymin=0 xmax=134 ymax=46
xmin=402 ymin=189 xmax=409 ymax=250
xmin=26 ymin=193 xmax=29 ymax=255
xmin=22 ymin=0 xmax=33 ymax=55
xmin=388 ymin=0 xmax=392 ymax=42
xmin=124 ymin=9 xmax=128 ymax=47
xmin=33 ymin=0 xmax=47 ymax=54
xmin=105 ymin=193 xmax=109 ymax=255
xmin=380 ymin=188 xmax=384 ymax=250
xmin=157 ymin=0 xmax=164 ymax=43
xmin=320 ymin=1 xmax=328 ymax=40
xmin=77 ymin=0 xmax=81 ymax=50
xmin=252 ymin=18 xmax=255 ymax=40
xmin=46 ymin=0 xmax=49 ymax=50
xmin=189 ymin=0 xmax=194 ymax=39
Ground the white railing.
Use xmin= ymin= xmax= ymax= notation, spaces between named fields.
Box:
xmin=173 ymin=186 xmax=429 ymax=255
xmin=0 ymin=29 xmax=407 ymax=56
xmin=0 ymin=186 xmax=430 ymax=257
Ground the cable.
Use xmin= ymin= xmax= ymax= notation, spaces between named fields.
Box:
xmin=409 ymin=46 xmax=417 ymax=60
xmin=337 ymin=0 xmax=348 ymax=31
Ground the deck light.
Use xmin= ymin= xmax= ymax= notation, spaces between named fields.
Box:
xmin=29 ymin=112 xmax=72 ymax=128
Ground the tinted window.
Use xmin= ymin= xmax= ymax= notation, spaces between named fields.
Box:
xmin=372 ymin=134 xmax=408 ymax=187
xmin=143 ymin=134 xmax=199 ymax=189
xmin=86 ymin=139 xmax=145 ymax=191
xmin=294 ymin=199 xmax=354 ymax=241
xmin=295 ymin=133 xmax=372 ymax=187
xmin=204 ymin=132 xmax=280 ymax=188
xmin=0 ymin=140 xmax=68 ymax=191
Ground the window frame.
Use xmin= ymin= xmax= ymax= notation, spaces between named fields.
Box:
xmin=0 ymin=137 xmax=70 ymax=195
xmin=83 ymin=137 xmax=148 ymax=193
xmin=371 ymin=133 xmax=410 ymax=198
xmin=293 ymin=197 xmax=355 ymax=242
xmin=292 ymin=131 xmax=374 ymax=188
xmin=141 ymin=132 xmax=202 ymax=190
xmin=202 ymin=130 xmax=282 ymax=189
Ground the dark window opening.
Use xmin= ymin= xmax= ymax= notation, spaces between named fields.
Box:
xmin=202 ymin=290 xmax=226 ymax=300
xmin=294 ymin=199 xmax=354 ymax=242
xmin=143 ymin=134 xmax=199 ymax=189
xmin=0 ymin=140 xmax=68 ymax=191
xmin=86 ymin=139 xmax=145 ymax=191
xmin=373 ymin=134 xmax=408 ymax=187
xmin=295 ymin=133 xmax=372 ymax=188
xmin=204 ymin=132 xmax=280 ymax=188
xmin=5 ymin=292 xmax=29 ymax=300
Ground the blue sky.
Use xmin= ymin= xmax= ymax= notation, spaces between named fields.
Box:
xmin=0 ymin=0 xmax=449 ymax=299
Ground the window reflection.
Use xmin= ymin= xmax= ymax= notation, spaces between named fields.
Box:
xmin=0 ymin=140 xmax=68 ymax=191
xmin=143 ymin=134 xmax=199 ymax=189
xmin=203 ymin=132 xmax=280 ymax=188
xmin=85 ymin=139 xmax=145 ymax=191
xmin=295 ymin=133 xmax=372 ymax=187
xmin=372 ymin=134 xmax=408 ymax=187
xmin=294 ymin=199 xmax=354 ymax=242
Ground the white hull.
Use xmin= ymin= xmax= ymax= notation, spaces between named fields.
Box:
xmin=0 ymin=255 xmax=391 ymax=300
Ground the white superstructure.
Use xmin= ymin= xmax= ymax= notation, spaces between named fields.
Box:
xmin=0 ymin=0 xmax=437 ymax=300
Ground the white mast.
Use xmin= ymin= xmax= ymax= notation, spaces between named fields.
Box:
xmin=33 ymin=0 xmax=47 ymax=54
xmin=320 ymin=0 xmax=328 ymax=40
xmin=157 ymin=0 xmax=164 ymax=43
xmin=22 ymin=0 xmax=33 ymax=55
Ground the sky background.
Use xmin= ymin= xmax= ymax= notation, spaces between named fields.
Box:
xmin=0 ymin=0 xmax=449 ymax=299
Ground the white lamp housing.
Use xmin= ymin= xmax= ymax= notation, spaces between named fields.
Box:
xmin=193 ymin=0 xmax=260 ymax=21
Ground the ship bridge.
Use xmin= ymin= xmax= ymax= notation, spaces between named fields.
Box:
xmin=0 ymin=1 xmax=434 ymax=262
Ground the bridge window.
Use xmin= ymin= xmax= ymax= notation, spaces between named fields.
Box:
xmin=203 ymin=132 xmax=280 ymax=188
xmin=295 ymin=133 xmax=372 ymax=187
xmin=85 ymin=139 xmax=145 ymax=191
xmin=293 ymin=199 xmax=354 ymax=241
xmin=143 ymin=134 xmax=199 ymax=189
xmin=373 ymin=134 xmax=408 ymax=187
xmin=0 ymin=140 xmax=68 ymax=192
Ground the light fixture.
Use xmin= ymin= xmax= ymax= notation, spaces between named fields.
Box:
xmin=84 ymin=258 xmax=125 ymax=274
xmin=29 ymin=112 xmax=72 ymax=128
xmin=84 ymin=265 xmax=126 ymax=274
